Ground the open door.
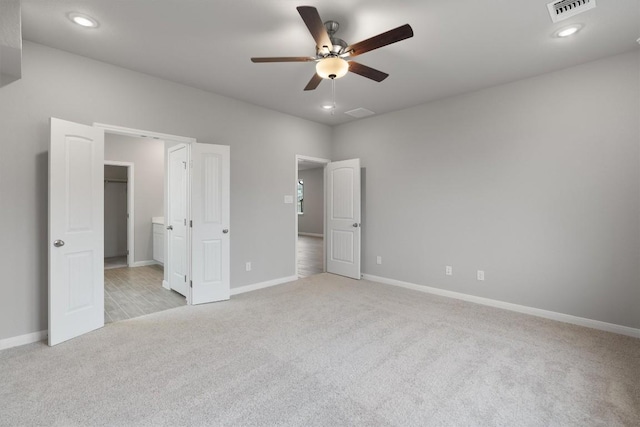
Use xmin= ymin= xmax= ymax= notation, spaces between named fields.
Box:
xmin=190 ymin=143 xmax=230 ymax=304
xmin=49 ymin=118 xmax=105 ymax=346
xmin=326 ymin=158 xmax=361 ymax=279
xmin=167 ymin=144 xmax=189 ymax=297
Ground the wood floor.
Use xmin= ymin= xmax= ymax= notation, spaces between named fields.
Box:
xmin=297 ymin=235 xmax=323 ymax=278
xmin=104 ymin=264 xmax=186 ymax=324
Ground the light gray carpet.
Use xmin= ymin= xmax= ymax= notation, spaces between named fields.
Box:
xmin=1 ymin=274 xmax=639 ymax=426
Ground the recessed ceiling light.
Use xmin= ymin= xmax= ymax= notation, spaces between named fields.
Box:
xmin=322 ymin=104 xmax=334 ymax=110
xmin=68 ymin=12 xmax=98 ymax=28
xmin=555 ymin=24 xmax=583 ymax=38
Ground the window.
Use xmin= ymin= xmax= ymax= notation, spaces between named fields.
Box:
xmin=297 ymin=179 xmax=304 ymax=214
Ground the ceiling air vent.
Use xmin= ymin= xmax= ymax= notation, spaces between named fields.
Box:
xmin=547 ymin=0 xmax=596 ymax=23
xmin=345 ymin=108 xmax=375 ymax=118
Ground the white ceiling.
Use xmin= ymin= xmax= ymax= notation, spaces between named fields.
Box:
xmin=21 ymin=0 xmax=640 ymax=126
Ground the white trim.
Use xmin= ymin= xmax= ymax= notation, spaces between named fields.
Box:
xmin=94 ymin=123 xmax=196 ymax=144
xmin=0 ymin=330 xmax=47 ymax=351
xmin=231 ymin=275 xmax=298 ymax=296
xmin=298 ymin=232 xmax=323 ymax=237
xmin=131 ymin=260 xmax=160 ymax=267
xmin=295 ymin=155 xmax=330 ymax=277
xmin=104 ymin=161 xmax=134 ymax=267
xmin=162 ymin=280 xmax=170 ymax=290
xmin=296 ymin=155 xmax=332 ymax=164
xmin=363 ymin=274 xmax=640 ymax=339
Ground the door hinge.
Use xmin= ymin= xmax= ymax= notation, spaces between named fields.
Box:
xmin=190 ymin=280 xmax=192 ymax=288
xmin=190 ymin=220 xmax=193 ymax=227
xmin=184 ymin=275 xmax=187 ymax=282
xmin=184 ymin=218 xmax=186 ymax=226
xmin=182 ymin=161 xmax=187 ymax=169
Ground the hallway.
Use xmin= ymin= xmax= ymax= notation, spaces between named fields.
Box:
xmin=297 ymin=235 xmax=323 ymax=278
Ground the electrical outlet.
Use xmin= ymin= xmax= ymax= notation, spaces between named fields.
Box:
xmin=445 ymin=266 xmax=453 ymax=276
xmin=376 ymin=256 xmax=382 ymax=265
xmin=477 ymin=270 xmax=485 ymax=281
xmin=246 ymin=262 xmax=252 ymax=272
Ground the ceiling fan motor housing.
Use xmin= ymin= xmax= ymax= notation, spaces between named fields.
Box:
xmin=323 ymin=20 xmax=347 ymax=55
xmin=324 ymin=20 xmax=339 ymax=35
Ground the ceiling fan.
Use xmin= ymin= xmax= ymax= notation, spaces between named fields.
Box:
xmin=251 ymin=6 xmax=414 ymax=91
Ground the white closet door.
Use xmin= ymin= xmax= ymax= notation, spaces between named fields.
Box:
xmin=49 ymin=118 xmax=105 ymax=346
xmin=326 ymin=158 xmax=361 ymax=279
xmin=190 ymin=143 xmax=230 ymax=304
xmin=167 ymin=144 xmax=189 ymax=297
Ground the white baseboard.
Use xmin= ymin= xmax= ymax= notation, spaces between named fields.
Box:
xmin=363 ymin=274 xmax=640 ymax=339
xmin=298 ymin=232 xmax=323 ymax=238
xmin=0 ymin=330 xmax=47 ymax=351
xmin=231 ymin=275 xmax=298 ymax=296
xmin=162 ymin=280 xmax=170 ymax=290
xmin=131 ymin=260 xmax=161 ymax=267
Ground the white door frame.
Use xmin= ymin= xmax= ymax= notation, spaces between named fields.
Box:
xmin=295 ymin=155 xmax=330 ymax=277
xmin=103 ymin=161 xmax=134 ymax=267
xmin=94 ymin=123 xmax=197 ymax=304
xmin=94 ymin=123 xmax=196 ymax=145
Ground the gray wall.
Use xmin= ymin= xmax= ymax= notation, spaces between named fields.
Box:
xmin=0 ymin=42 xmax=331 ymax=341
xmin=104 ymin=165 xmax=128 ymax=258
xmin=105 ymin=165 xmax=127 ymax=180
xmin=298 ymin=167 xmax=324 ymax=235
xmin=105 ymin=135 xmax=165 ymax=262
xmin=332 ymin=51 xmax=640 ymax=329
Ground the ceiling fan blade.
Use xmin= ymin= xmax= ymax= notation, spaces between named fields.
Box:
xmin=297 ymin=6 xmax=333 ymax=52
xmin=304 ymin=73 xmax=323 ymax=91
xmin=348 ymin=61 xmax=389 ymax=82
xmin=251 ymin=56 xmax=315 ymax=63
xmin=346 ymin=24 xmax=414 ymax=58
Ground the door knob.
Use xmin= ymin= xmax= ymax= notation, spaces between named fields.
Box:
xmin=222 ymin=229 xmax=229 ymax=234
xmin=166 ymin=225 xmax=173 ymax=230
xmin=53 ymin=240 xmax=65 ymax=247
xmin=352 ymin=223 xmax=360 ymax=228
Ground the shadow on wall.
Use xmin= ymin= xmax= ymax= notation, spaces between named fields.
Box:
xmin=361 ymin=167 xmax=366 ymax=261
xmin=36 ymin=151 xmax=48 ymax=327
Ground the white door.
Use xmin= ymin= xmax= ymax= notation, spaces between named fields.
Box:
xmin=326 ymin=159 xmax=361 ymax=279
xmin=167 ymin=144 xmax=189 ymax=297
xmin=49 ymin=118 xmax=105 ymax=346
xmin=190 ymin=143 xmax=230 ymax=304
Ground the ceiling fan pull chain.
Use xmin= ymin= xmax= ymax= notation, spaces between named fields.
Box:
xmin=331 ymin=78 xmax=336 ymax=115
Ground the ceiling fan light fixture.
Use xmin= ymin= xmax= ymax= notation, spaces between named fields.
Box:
xmin=316 ymin=57 xmax=349 ymax=79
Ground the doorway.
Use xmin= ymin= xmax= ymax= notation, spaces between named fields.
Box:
xmin=49 ymin=119 xmax=231 ymax=345
xmin=103 ymin=162 xmax=133 ymax=269
xmin=295 ymin=155 xmax=329 ymax=277
xmin=102 ymin=135 xmax=186 ymax=324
